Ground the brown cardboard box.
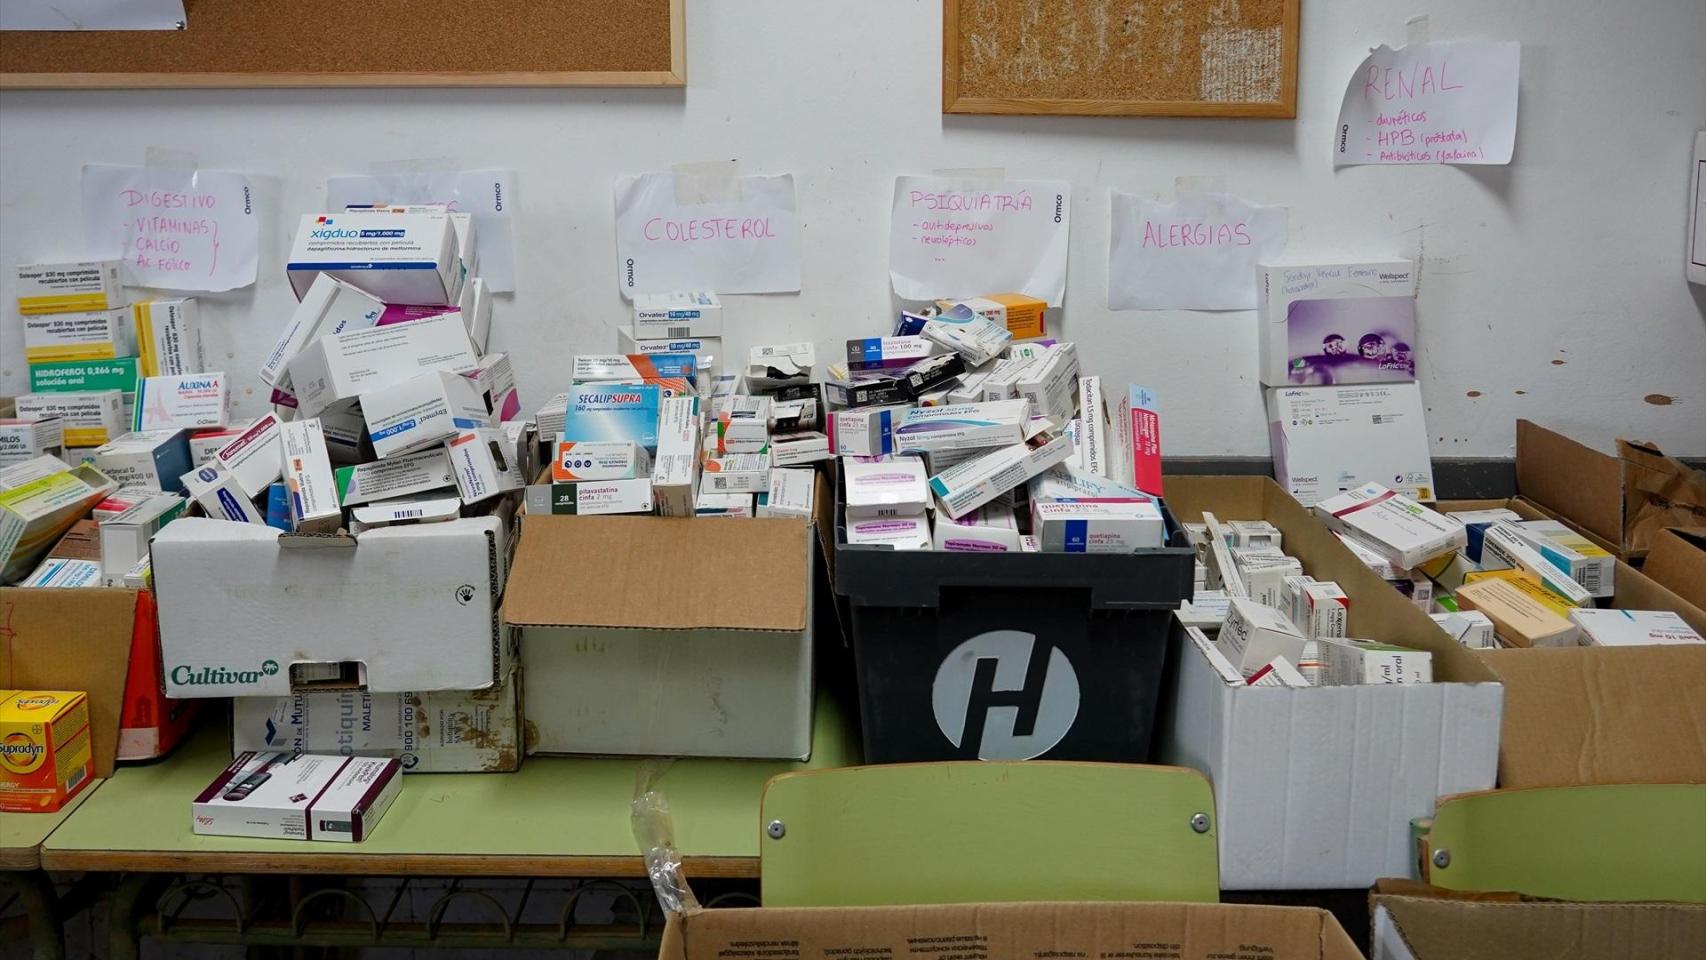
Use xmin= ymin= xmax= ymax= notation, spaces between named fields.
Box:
xmin=0 ymin=587 xmax=138 ymax=777
xmin=1644 ymin=526 xmax=1706 ymax=609
xmin=660 ymin=901 xmax=1362 ymax=960
xmin=1514 ymin=419 xmax=1706 ymax=559
xmin=1370 ymin=880 xmax=1706 ymax=960
xmin=1439 ymin=499 xmax=1706 ymax=787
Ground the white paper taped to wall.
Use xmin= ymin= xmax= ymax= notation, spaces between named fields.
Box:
xmin=81 ymin=163 xmax=259 ymax=292
xmin=2 ymin=0 xmax=183 ymax=30
xmin=1107 ymin=191 xmax=1288 ymax=311
xmin=889 ymin=175 xmax=1070 ymax=307
xmin=612 ymin=171 xmax=802 ymax=298
xmin=1335 ymin=40 xmax=1521 ymax=166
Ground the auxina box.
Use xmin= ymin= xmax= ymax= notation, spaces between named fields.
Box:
xmin=15 ymin=260 xmax=123 ymax=316
xmin=506 ymin=513 xmax=816 ymax=759
xmin=134 ymin=373 xmax=230 ymax=431
xmin=0 ymin=690 xmax=94 ymax=812
xmin=193 ymin=752 xmax=401 ymax=842
xmin=1268 ymin=383 xmax=1435 ymax=504
xmin=231 ymin=673 xmax=522 ymax=773
xmin=286 ymin=212 xmax=459 ymax=305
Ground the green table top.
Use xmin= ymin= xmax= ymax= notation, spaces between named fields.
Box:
xmin=41 ymin=692 xmax=859 ymax=878
xmin=0 ymin=780 xmax=102 ymax=871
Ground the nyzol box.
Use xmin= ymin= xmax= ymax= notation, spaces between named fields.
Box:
xmin=286 ymin=212 xmax=459 ymax=305
xmin=15 ymin=391 xmax=126 ymax=448
xmin=1268 ymin=383 xmax=1435 ymax=504
xmin=192 ymin=752 xmax=402 ymax=842
xmin=152 ymin=515 xmax=511 ymax=697
xmin=132 ymin=298 xmax=205 ymax=378
xmin=0 ymin=691 xmax=94 ymax=812
xmin=334 ymin=448 xmax=456 ymax=506
xmin=506 ymin=513 xmax=816 ymax=758
xmin=1313 ymin=483 xmax=1466 ymax=568
xmin=231 ymin=673 xmax=522 ymax=773
xmin=1257 ymin=260 xmax=1417 ymax=386
xmin=361 ymin=370 xmax=490 ymax=459
xmin=260 ymin=273 xmax=384 ymax=388
xmin=893 ymin=399 xmax=1029 ymax=454
xmin=0 ymin=417 xmax=65 ymax=467
xmin=632 ymin=291 xmax=722 ymax=338
xmin=86 ymin=429 xmax=192 ymax=492
xmin=287 ymin=313 xmax=480 ymax=418
xmin=134 ymin=374 xmax=229 ymax=431
xmin=16 ymin=260 xmax=123 ymax=316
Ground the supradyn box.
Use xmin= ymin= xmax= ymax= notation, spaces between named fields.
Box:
xmin=560 ymin=384 xmax=661 ymax=452
xmin=14 ymin=391 xmax=125 ymax=447
xmin=132 ymin=298 xmax=205 ymax=378
xmin=633 ymin=291 xmax=722 ymax=338
xmin=1268 ymin=383 xmax=1435 ymax=505
xmin=893 ymin=400 xmax=1030 ymax=454
xmin=0 ymin=691 xmax=93 ymax=812
xmin=192 ymin=752 xmax=402 ymax=842
xmin=1257 ymin=260 xmax=1417 ymax=387
xmin=360 ymin=370 xmax=490 ymax=459
xmin=15 ymin=260 xmax=123 ymax=315
xmin=260 ymin=274 xmax=384 ymax=388
xmin=287 ymin=313 xmax=480 ymax=418
xmin=23 ymin=308 xmax=136 ymax=363
xmin=286 ymin=212 xmax=459 ymax=305
xmin=134 ymin=373 xmax=229 ymax=431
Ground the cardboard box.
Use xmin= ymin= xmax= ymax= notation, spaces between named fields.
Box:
xmin=334 ymin=447 xmax=456 ymax=506
xmin=361 ymin=370 xmax=490 ymax=459
xmin=633 ymin=291 xmax=722 ymax=338
xmin=1455 ymin=577 xmax=1581 ymax=648
xmin=15 ymin=260 xmax=123 ymax=315
xmin=1158 ymin=475 xmax=1503 ymax=889
xmin=893 ymin=399 xmax=1029 ymax=454
xmin=134 ymin=373 xmax=229 ymax=431
xmin=1314 ymin=484 xmax=1465 ymax=568
xmin=213 ymin=414 xmax=285 ymax=497
xmin=231 ymin=672 xmax=521 ymax=773
xmin=287 ymin=313 xmax=480 ymax=417
xmin=1568 ymin=608 xmax=1703 ymax=646
xmin=29 ymin=357 xmax=141 ymax=396
xmin=660 ymin=902 xmax=1360 ymax=960
xmin=192 ymin=752 xmax=402 ymax=841
xmin=1370 ymin=881 xmax=1706 ymax=960
xmin=0 ymin=463 xmax=117 ymax=582
xmin=1644 ymin=526 xmax=1706 ymax=609
xmin=286 ymin=212 xmax=459 ymax=304
xmin=928 ymin=433 xmax=1073 ymax=519
xmin=22 ymin=308 xmax=135 ymax=363
xmin=280 ymin=419 xmax=341 ymax=533
xmin=1267 ymin=383 xmax=1435 ymax=504
xmin=99 ymin=494 xmax=186 ymax=584
xmin=1257 ymin=260 xmax=1417 ymax=386
xmin=524 ymin=475 xmax=654 ymax=515
xmin=506 ymin=512 xmax=816 ymax=758
xmin=85 ymin=429 xmax=192 ymax=492
xmin=15 ymin=390 xmax=126 ymax=447
xmin=0 ymin=690 xmax=94 ymax=812
xmin=938 ymin=292 xmax=1048 ymax=339
xmin=153 ymin=515 xmax=511 ymax=697
xmin=260 ymin=273 xmax=385 ymax=387
xmin=132 ymin=298 xmax=205 ymax=378
xmin=0 ymin=416 xmax=66 ymax=467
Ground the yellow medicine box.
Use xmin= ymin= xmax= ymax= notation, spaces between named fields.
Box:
xmin=0 ymin=690 xmax=94 ymax=812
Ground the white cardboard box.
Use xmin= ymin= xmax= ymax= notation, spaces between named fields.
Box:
xmin=287 ymin=313 xmax=480 ymax=418
xmin=286 ymin=212 xmax=459 ymax=304
xmin=152 ymin=515 xmax=511 ymax=697
xmin=192 ymin=752 xmax=402 ymax=842
xmin=361 ymin=370 xmax=491 ymax=459
xmin=261 ymin=274 xmax=385 ymax=387
xmin=1267 ymin=383 xmax=1436 ymax=505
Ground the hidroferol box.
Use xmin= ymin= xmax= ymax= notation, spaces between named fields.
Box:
xmin=15 ymin=391 xmax=126 ymax=447
xmin=1217 ymin=597 xmax=1308 ymax=678
xmin=633 ymin=291 xmax=722 ymax=338
xmin=192 ymin=752 xmax=402 ymax=842
xmin=287 ymin=314 xmax=480 ymax=418
xmin=651 ymin=396 xmax=700 ymax=517
xmin=448 ymin=428 xmax=526 ymax=504
xmin=1267 ymin=383 xmax=1435 ymax=505
xmin=28 ymin=357 xmax=141 ymax=396
xmin=845 ymin=515 xmax=932 ymax=549
xmin=928 ymin=433 xmax=1073 ymax=519
xmin=1033 ymin=499 xmax=1165 ymax=553
xmin=132 ymin=298 xmax=205 ymax=378
xmin=286 ymin=212 xmax=459 ymax=305
xmin=1566 ymin=609 xmax=1705 ymax=647
xmin=260 ymin=274 xmax=385 ymax=387
xmin=360 ymin=370 xmax=490 ymax=459
xmin=180 ymin=463 xmax=266 ymax=525
xmin=0 ymin=691 xmax=93 ymax=812
xmin=524 ymin=477 xmax=654 ymax=515
xmin=1318 ymin=638 xmax=1433 ymax=685
xmin=938 ymin=293 xmax=1048 ymax=340
xmin=86 ymin=429 xmax=192 ymax=492
xmin=1312 ymin=483 xmax=1466 ymax=569
xmin=844 ymin=456 xmax=929 ymax=519
xmin=134 ymin=373 xmax=229 ymax=431
xmin=1257 ymin=260 xmax=1417 ymax=386
xmin=334 ymin=448 xmax=456 ymax=507
xmin=15 ymin=260 xmax=123 ymax=315
xmin=281 ymin=419 xmax=341 ymax=533
xmin=893 ymin=400 xmax=1030 ymax=454
xmin=0 ymin=417 xmax=65 ymax=467
xmin=23 ymin=308 xmax=136 ymax=363
xmin=756 ymin=468 xmax=816 ymax=519
xmin=933 ymin=505 xmax=1021 ymax=552
xmin=560 ymin=383 xmax=662 ymax=452
xmin=214 ymin=414 xmax=285 ymax=498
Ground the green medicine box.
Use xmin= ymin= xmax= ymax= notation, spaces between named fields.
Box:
xmin=29 ymin=357 xmax=141 ymax=394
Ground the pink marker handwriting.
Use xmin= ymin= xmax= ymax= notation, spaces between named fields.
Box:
xmin=1140 ymin=220 xmax=1252 ymax=249
xmin=1364 ymin=57 xmax=1466 ymax=101
xmin=909 ymin=190 xmax=1033 ymax=212
xmin=644 ymin=217 xmax=777 ymax=242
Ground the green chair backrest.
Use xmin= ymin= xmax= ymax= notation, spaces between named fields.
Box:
xmin=759 ymin=762 xmax=1219 ymax=907
xmin=1424 ymin=783 xmax=1706 ymax=903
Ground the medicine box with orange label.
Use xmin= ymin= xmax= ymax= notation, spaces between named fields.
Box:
xmin=0 ymin=690 xmax=94 ymax=813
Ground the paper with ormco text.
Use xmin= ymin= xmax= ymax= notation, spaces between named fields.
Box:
xmin=890 ymin=176 xmax=1071 ymax=306
xmin=1108 ymin=192 xmax=1287 ymax=310
xmin=327 ymin=168 xmax=519 ymax=292
xmin=82 ymin=164 xmax=259 ymax=292
xmin=613 ymin=172 xmax=802 ymax=297
xmin=1336 ymin=40 xmax=1520 ymax=166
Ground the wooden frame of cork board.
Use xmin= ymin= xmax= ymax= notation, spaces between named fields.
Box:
xmin=0 ymin=0 xmax=685 ymax=89
xmin=943 ymin=0 xmax=1300 ymax=118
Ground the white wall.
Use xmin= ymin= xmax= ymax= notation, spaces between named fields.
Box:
xmin=2 ymin=0 xmax=1703 ymax=457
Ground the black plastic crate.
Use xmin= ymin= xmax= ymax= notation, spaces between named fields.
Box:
xmin=834 ymin=467 xmax=1195 ymax=763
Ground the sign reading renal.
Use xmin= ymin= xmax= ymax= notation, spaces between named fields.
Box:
xmin=1335 ymin=40 xmax=1521 ymax=166
xmin=81 ymin=163 xmax=260 ymax=291
xmin=889 ymin=175 xmax=1071 ymax=307
xmin=613 ymin=171 xmax=801 ymax=298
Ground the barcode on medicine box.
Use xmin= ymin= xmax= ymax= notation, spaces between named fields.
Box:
xmin=395 ymin=509 xmax=423 ymax=519
xmin=1580 ymin=568 xmax=1601 ymax=593
xmin=712 ymin=476 xmax=729 ymax=490
xmin=64 ymin=765 xmax=87 ymax=792
xmin=668 ymin=326 xmax=692 ymax=338
xmin=1372 ymin=415 xmax=1387 ymax=424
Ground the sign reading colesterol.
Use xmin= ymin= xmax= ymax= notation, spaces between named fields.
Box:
xmin=612 ymin=171 xmax=802 ymax=297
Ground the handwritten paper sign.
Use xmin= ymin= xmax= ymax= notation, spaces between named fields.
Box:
xmin=613 ymin=172 xmax=801 ymax=297
xmin=1335 ymin=40 xmax=1521 ymax=166
xmin=81 ymin=164 xmax=258 ymax=292
xmin=1107 ymin=192 xmax=1287 ymax=310
xmin=326 ymin=169 xmax=519 ymax=292
xmin=890 ymin=175 xmax=1071 ymax=307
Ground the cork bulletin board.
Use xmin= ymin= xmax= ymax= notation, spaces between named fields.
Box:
xmin=944 ymin=0 xmax=1299 ymax=117
xmin=0 ymin=0 xmax=685 ymax=88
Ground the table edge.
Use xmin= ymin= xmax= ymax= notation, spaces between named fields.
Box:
xmin=38 ymin=850 xmax=757 ymax=878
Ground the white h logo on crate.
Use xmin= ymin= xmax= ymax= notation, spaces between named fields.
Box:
xmin=931 ymin=630 xmax=1080 ymax=760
